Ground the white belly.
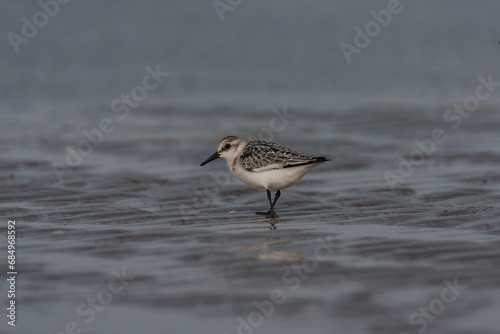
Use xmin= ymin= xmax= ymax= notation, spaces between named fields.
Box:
xmin=232 ymin=164 xmax=321 ymax=192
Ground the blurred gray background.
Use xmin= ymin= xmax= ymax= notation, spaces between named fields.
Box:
xmin=2 ymin=0 xmax=500 ymax=110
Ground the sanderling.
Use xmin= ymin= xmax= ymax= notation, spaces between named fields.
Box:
xmin=200 ymin=135 xmax=330 ymax=218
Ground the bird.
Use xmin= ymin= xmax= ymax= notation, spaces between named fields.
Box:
xmin=200 ymin=135 xmax=329 ymax=218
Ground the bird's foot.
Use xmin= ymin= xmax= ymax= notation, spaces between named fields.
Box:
xmin=255 ymin=210 xmax=279 ymax=218
xmin=255 ymin=210 xmax=270 ymax=215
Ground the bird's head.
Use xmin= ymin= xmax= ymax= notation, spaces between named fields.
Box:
xmin=200 ymin=135 xmax=247 ymax=166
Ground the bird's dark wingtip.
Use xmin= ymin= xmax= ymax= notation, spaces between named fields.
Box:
xmin=282 ymin=156 xmax=330 ymax=169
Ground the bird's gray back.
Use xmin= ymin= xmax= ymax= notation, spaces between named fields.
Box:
xmin=239 ymin=141 xmax=315 ymax=171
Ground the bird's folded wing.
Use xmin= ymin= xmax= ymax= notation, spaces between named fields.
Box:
xmin=239 ymin=141 xmax=320 ymax=172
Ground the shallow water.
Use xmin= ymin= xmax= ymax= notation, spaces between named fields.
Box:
xmin=1 ymin=1 xmax=500 ymax=334
xmin=2 ymin=104 xmax=500 ymax=334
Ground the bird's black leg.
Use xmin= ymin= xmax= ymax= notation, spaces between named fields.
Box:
xmin=256 ymin=190 xmax=273 ymax=215
xmin=271 ymin=190 xmax=281 ymax=209
xmin=269 ymin=190 xmax=281 ymax=218
xmin=256 ymin=190 xmax=280 ymax=218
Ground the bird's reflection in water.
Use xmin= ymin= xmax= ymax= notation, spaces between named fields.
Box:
xmin=269 ymin=219 xmax=278 ymax=230
xmin=253 ymin=217 xmax=280 ymax=230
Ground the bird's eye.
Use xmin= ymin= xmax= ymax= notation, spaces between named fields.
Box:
xmin=224 ymin=144 xmax=231 ymax=149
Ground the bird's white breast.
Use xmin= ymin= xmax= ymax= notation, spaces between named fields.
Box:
xmin=231 ymin=163 xmax=320 ymax=192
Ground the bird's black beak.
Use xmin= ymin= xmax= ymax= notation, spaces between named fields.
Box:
xmin=200 ymin=152 xmax=220 ymax=166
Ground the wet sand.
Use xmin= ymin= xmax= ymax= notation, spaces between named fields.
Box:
xmin=2 ymin=104 xmax=500 ymax=334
